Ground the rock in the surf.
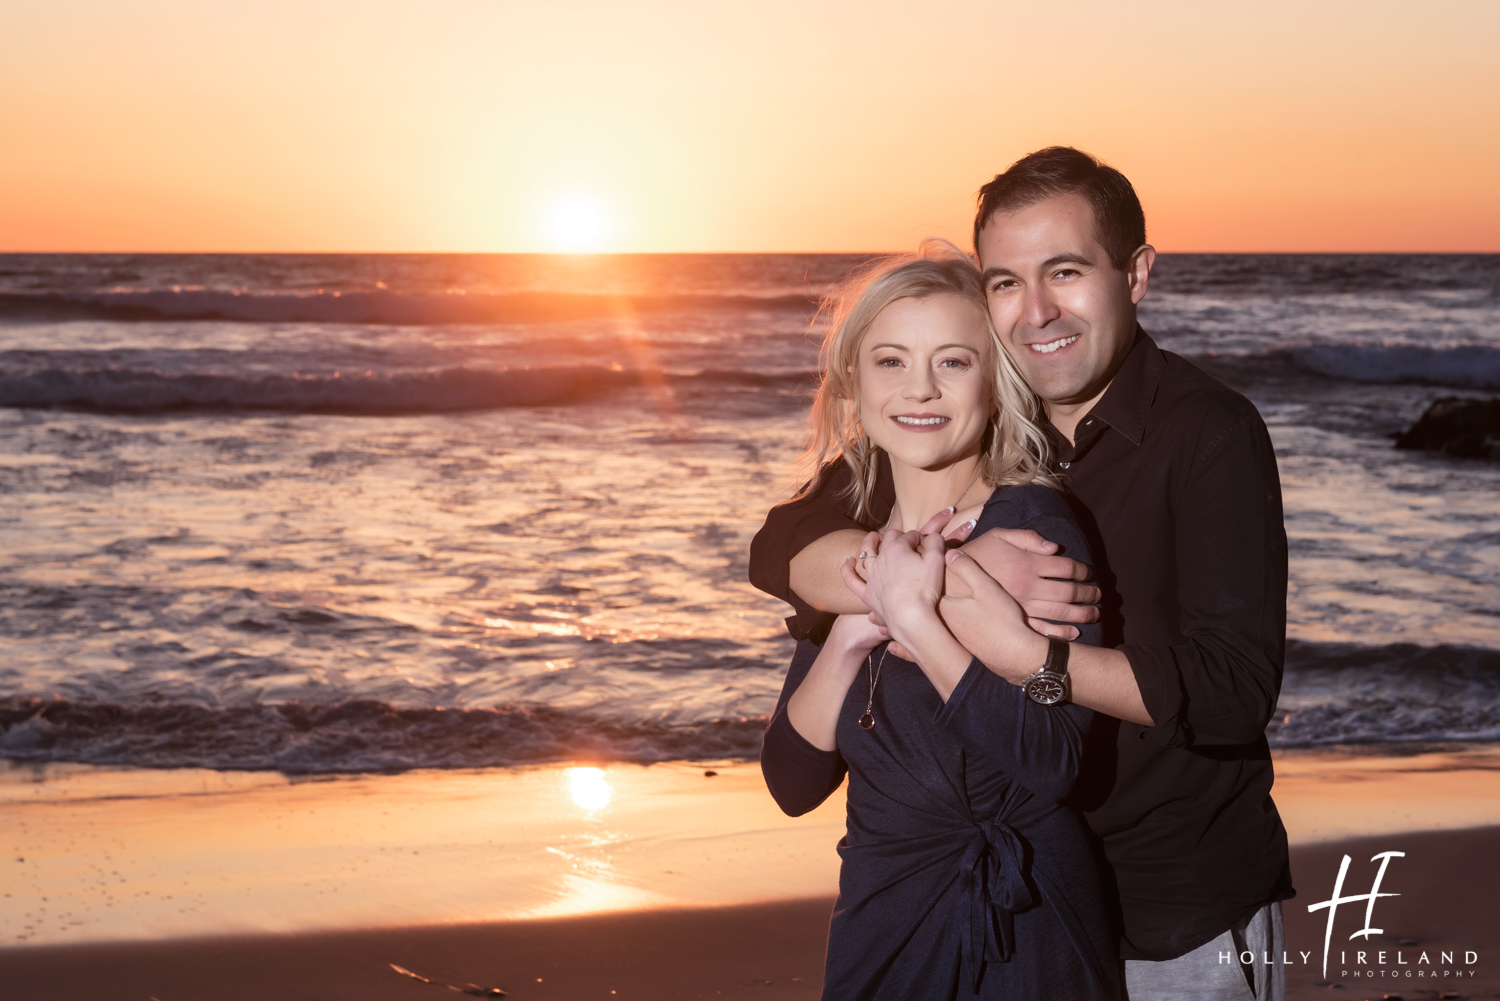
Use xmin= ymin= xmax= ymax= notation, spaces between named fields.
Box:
xmin=1394 ymin=397 xmax=1500 ymax=459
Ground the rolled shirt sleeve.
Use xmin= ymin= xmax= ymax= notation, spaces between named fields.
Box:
xmin=1121 ymin=409 xmax=1288 ymax=748
xmin=748 ymin=459 xmax=893 ymax=641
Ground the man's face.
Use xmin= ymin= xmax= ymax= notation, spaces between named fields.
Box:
xmin=976 ymin=193 xmax=1152 ymax=409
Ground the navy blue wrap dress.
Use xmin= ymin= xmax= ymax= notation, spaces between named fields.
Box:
xmin=760 ymin=483 xmax=1122 ymax=1001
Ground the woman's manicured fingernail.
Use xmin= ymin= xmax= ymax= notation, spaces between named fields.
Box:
xmin=945 ymin=506 xmax=955 ymax=515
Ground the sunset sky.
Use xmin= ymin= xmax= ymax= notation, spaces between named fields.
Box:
xmin=3 ymin=0 xmax=1496 ymax=253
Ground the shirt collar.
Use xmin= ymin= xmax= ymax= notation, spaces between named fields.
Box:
xmin=1078 ymin=326 xmax=1163 ymax=448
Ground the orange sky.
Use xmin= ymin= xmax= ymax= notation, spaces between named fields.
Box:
xmin=2 ymin=0 xmax=1496 ymax=253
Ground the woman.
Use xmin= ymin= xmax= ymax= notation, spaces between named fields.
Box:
xmin=759 ymin=243 xmax=1121 ymax=1000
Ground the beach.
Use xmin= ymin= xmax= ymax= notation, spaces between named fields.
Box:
xmin=2 ymin=747 xmax=1498 ymax=1000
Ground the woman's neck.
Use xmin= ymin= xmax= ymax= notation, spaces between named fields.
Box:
xmin=885 ymin=454 xmax=985 ymax=532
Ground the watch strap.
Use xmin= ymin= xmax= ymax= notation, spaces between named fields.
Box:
xmin=1044 ymin=637 xmax=1070 ymax=677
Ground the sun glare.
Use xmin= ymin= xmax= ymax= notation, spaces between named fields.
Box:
xmin=566 ymin=766 xmax=613 ymax=812
xmin=546 ymin=197 xmax=610 ymax=252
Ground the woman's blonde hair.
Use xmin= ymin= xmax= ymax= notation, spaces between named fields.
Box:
xmin=799 ymin=240 xmax=1057 ymax=522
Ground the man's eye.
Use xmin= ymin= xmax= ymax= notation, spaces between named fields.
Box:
xmin=1053 ymin=268 xmax=1080 ymax=280
xmin=990 ymin=279 xmax=1018 ymax=293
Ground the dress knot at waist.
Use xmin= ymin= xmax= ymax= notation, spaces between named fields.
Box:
xmin=960 ymin=818 xmax=1035 ymax=993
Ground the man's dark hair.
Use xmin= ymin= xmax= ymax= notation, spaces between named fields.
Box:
xmin=972 ymin=147 xmax=1146 ymax=269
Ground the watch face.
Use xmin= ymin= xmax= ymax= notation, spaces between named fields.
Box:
xmin=1026 ymin=673 xmax=1068 ymax=705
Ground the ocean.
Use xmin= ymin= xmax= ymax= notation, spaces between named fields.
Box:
xmin=1 ymin=252 xmax=1497 ymax=773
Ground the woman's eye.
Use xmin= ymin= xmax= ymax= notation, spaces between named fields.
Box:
xmin=939 ymin=358 xmax=971 ymax=370
xmin=875 ymin=357 xmax=902 ymax=368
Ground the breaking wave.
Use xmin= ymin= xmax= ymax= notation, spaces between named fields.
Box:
xmin=2 ymin=640 xmax=1497 ymax=774
xmin=0 ymin=288 xmax=815 ymax=326
xmin=1269 ymin=640 xmax=1500 ymax=747
xmin=1287 ymin=344 xmax=1500 ymax=390
xmin=0 ymin=698 xmax=766 ymax=773
xmin=0 ymin=362 xmax=813 ymax=413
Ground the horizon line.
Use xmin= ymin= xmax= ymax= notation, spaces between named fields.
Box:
xmin=2 ymin=248 xmax=1498 ymax=256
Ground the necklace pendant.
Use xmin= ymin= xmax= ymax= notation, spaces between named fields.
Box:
xmin=858 ymin=711 xmax=875 ymax=730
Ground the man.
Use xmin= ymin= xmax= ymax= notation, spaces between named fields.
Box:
xmin=748 ymin=147 xmax=1292 ymax=1000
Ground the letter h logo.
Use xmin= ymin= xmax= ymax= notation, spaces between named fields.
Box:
xmin=1306 ymin=851 xmax=1405 ymax=979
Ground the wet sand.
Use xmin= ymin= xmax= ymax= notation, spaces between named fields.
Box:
xmin=1 ymin=747 xmax=1498 ymax=999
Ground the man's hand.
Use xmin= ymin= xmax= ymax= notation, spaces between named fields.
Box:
xmin=959 ymin=529 xmax=1100 ymax=640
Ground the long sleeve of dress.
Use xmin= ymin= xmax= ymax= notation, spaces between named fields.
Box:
xmin=760 ymin=637 xmax=848 ymax=817
xmin=935 ymin=660 xmax=1093 ymax=804
xmin=932 ymin=484 xmax=1101 ymax=804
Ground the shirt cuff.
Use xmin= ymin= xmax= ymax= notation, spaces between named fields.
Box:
xmin=1121 ymin=643 xmax=1189 ymax=747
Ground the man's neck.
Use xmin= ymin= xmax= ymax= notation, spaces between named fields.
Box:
xmin=1045 ymin=324 xmax=1141 ymax=444
xmin=1045 ymin=386 xmax=1110 ymax=446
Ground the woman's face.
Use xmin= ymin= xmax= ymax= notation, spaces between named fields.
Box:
xmin=854 ymin=294 xmax=994 ymax=473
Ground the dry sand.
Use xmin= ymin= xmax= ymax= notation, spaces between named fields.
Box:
xmin=1 ymin=746 xmax=1497 ymax=1000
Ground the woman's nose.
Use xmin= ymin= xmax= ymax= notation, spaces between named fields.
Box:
xmin=902 ymin=365 xmax=939 ymax=401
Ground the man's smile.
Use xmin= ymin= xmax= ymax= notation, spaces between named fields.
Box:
xmin=1028 ymin=334 xmax=1080 ymax=355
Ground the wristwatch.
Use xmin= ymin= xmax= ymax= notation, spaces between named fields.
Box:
xmin=1024 ymin=638 xmax=1071 ymax=705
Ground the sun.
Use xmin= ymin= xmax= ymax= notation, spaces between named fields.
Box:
xmin=545 ymin=196 xmax=611 ymax=252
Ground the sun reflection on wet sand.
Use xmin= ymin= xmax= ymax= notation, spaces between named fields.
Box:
xmin=5 ymin=752 xmax=1500 ymax=946
xmin=567 ymin=766 xmax=613 ymax=812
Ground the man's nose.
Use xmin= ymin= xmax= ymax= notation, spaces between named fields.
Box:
xmin=1025 ymin=283 xmax=1062 ymax=329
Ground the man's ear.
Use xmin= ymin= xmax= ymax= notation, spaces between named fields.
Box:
xmin=1127 ymin=244 xmax=1156 ymax=305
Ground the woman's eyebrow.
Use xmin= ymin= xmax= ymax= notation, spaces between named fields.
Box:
xmin=867 ymin=342 xmax=979 ymax=353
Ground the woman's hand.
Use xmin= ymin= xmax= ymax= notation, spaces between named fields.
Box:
xmin=825 ymin=608 xmax=889 ymax=661
xmin=842 ymin=529 xmax=967 ymax=701
xmin=862 ymin=528 xmax=947 ymax=634
xmin=940 ymin=550 xmax=1049 ymax=686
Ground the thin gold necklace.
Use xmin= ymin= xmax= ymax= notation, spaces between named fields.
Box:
xmin=884 ymin=467 xmax=983 ymax=533
xmin=859 ymin=646 xmax=887 ymax=730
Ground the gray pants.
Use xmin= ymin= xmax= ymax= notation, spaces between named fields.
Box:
xmin=1124 ymin=901 xmax=1286 ymax=1001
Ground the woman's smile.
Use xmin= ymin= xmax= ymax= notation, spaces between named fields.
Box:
xmin=892 ymin=412 xmax=952 ymax=431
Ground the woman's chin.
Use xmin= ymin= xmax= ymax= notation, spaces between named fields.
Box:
xmin=882 ymin=446 xmax=981 ymax=474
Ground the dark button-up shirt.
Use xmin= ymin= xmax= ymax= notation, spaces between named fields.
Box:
xmin=747 ymin=330 xmax=1294 ymax=961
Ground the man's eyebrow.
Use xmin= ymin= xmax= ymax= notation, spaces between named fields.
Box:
xmin=980 ymin=253 xmax=1096 ymax=284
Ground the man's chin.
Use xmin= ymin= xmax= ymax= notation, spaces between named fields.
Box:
xmin=1023 ymin=373 xmax=1092 ymax=407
